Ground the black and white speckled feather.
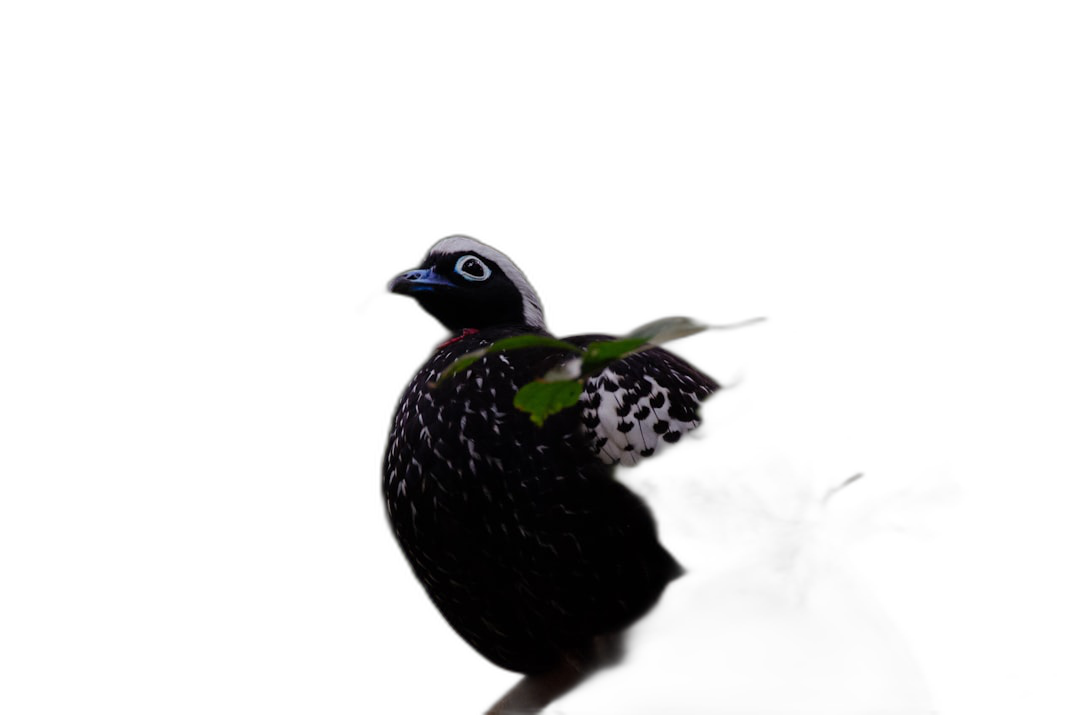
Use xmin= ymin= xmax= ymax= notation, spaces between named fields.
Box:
xmin=566 ymin=335 xmax=718 ymax=466
xmin=383 ymin=236 xmax=719 ymax=675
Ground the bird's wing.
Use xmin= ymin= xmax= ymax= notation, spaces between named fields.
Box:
xmin=565 ymin=334 xmax=720 ymax=467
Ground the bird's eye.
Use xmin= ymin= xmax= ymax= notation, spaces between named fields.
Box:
xmin=454 ymin=255 xmax=492 ymax=282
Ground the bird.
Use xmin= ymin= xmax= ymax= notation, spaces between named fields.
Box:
xmin=382 ymin=235 xmax=720 ymax=680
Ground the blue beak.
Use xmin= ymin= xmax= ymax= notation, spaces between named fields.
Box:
xmin=389 ymin=267 xmax=457 ymax=295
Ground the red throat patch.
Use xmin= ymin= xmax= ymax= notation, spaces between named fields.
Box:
xmin=437 ymin=327 xmax=479 ymax=349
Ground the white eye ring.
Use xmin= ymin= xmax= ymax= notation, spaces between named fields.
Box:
xmin=454 ymin=255 xmax=492 ymax=282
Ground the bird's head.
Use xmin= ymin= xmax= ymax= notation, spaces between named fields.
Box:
xmin=389 ymin=235 xmax=547 ymax=333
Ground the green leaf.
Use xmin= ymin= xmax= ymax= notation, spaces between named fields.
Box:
xmin=513 ymin=379 xmax=583 ymax=427
xmin=575 ymin=317 xmax=722 ymax=377
xmin=436 ymin=349 xmax=486 ymax=383
xmin=580 ymin=337 xmax=649 ymax=374
xmin=435 ymin=334 xmax=583 ymax=385
xmin=625 ymin=316 xmax=711 ymax=344
xmin=515 ymin=315 xmax=764 ymax=424
xmin=484 ymin=334 xmax=583 ymax=354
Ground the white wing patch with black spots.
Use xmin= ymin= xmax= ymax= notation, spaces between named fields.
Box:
xmin=578 ymin=348 xmax=719 ymax=466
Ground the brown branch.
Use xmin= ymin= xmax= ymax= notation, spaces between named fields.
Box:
xmin=485 ymin=661 xmax=588 ymax=714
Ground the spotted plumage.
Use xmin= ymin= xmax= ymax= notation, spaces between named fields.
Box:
xmin=383 ymin=236 xmax=719 ymax=675
xmin=568 ymin=337 xmax=715 ymax=466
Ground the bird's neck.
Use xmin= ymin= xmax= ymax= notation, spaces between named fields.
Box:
xmin=437 ymin=327 xmax=480 ymax=349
